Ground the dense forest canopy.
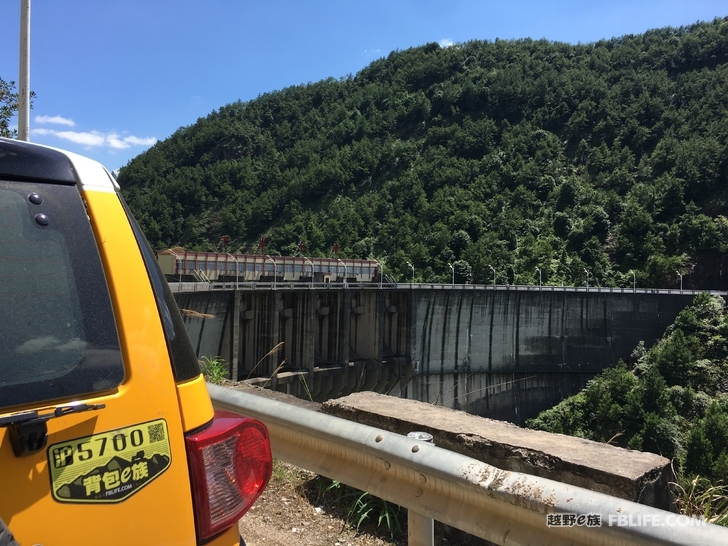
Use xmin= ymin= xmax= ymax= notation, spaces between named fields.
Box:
xmin=119 ymin=18 xmax=728 ymax=289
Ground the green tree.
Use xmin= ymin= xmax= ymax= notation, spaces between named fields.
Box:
xmin=1 ymin=78 xmax=20 ymax=138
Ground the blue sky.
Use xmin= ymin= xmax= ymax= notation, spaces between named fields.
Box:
xmin=2 ymin=1 xmax=726 ymax=172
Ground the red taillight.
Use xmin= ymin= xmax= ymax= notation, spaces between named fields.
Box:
xmin=185 ymin=411 xmax=272 ymax=542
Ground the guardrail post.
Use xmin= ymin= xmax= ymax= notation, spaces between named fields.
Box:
xmin=407 ymin=432 xmax=434 ymax=546
xmin=408 ymin=510 xmax=434 ymax=546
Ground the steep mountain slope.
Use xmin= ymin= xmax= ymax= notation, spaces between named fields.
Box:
xmin=119 ymin=18 xmax=728 ymax=289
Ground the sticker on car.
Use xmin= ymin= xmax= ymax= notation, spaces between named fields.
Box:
xmin=47 ymin=419 xmax=172 ymax=503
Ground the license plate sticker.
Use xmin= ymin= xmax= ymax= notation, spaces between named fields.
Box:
xmin=48 ymin=418 xmax=171 ymax=503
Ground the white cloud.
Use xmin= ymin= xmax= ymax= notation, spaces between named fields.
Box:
xmin=15 ymin=335 xmax=60 ymax=354
xmin=106 ymin=134 xmax=128 ymax=149
xmin=122 ymin=135 xmax=157 ymax=146
xmin=35 ymin=115 xmax=75 ymax=126
xmin=106 ymin=133 xmax=158 ymax=149
xmin=32 ymin=127 xmax=157 ymax=150
xmin=58 ymin=130 xmax=109 ymax=147
xmin=439 ymin=39 xmax=454 ymax=48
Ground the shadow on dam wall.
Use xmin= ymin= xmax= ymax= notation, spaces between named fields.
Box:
xmin=173 ymin=286 xmax=713 ymax=425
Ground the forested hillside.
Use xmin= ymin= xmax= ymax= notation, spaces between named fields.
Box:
xmin=529 ymin=293 xmax=728 ymax=478
xmin=118 ymin=18 xmax=728 ymax=289
xmin=527 ymin=293 xmax=728 ymax=522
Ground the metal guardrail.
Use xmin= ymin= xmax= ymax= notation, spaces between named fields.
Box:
xmin=209 ymin=384 xmax=728 ymax=546
xmin=172 ymin=281 xmax=725 ymax=296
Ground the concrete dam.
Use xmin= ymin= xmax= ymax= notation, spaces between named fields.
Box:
xmin=173 ymin=284 xmax=705 ymax=424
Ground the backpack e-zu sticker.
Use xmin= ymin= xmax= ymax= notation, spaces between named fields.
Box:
xmin=47 ymin=419 xmax=171 ymax=503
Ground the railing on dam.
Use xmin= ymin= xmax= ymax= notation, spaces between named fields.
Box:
xmin=209 ymin=384 xmax=728 ymax=546
xmin=170 ymin=280 xmax=724 ymax=297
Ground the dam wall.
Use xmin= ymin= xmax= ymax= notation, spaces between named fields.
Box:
xmin=174 ymin=285 xmax=706 ymax=424
xmin=406 ymin=288 xmax=697 ymax=423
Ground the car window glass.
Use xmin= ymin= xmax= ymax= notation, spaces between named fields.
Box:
xmin=0 ymin=181 xmax=124 ymax=408
xmin=0 ymin=189 xmax=83 ymax=384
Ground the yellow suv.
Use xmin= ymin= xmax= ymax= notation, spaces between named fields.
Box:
xmin=0 ymin=137 xmax=271 ymax=545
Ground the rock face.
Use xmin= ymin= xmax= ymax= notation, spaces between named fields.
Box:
xmin=322 ymin=392 xmax=675 ymax=511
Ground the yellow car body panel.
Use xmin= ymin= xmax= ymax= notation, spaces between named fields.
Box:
xmin=175 ymin=374 xmax=216 ymax=432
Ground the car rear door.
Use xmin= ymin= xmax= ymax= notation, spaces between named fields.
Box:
xmin=0 ymin=141 xmax=201 ymax=545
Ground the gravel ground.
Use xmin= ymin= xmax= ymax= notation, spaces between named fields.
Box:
xmin=238 ymin=461 xmax=405 ymax=546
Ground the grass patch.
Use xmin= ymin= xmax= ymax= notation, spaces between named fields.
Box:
xmin=200 ymin=355 xmax=227 ymax=384
xmin=673 ymin=475 xmax=728 ymax=526
xmin=306 ymin=476 xmax=405 ymax=540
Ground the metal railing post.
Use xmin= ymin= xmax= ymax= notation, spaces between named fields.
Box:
xmin=407 ymin=431 xmax=434 ymax=546
xmin=408 ymin=511 xmax=434 ymax=546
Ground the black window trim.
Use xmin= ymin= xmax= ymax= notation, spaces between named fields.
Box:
xmin=119 ymin=197 xmax=201 ymax=382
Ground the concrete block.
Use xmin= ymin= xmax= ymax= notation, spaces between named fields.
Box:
xmin=322 ymin=392 xmax=675 ymax=511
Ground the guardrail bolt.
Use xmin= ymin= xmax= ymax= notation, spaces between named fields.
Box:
xmin=407 ymin=431 xmax=434 ymax=444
